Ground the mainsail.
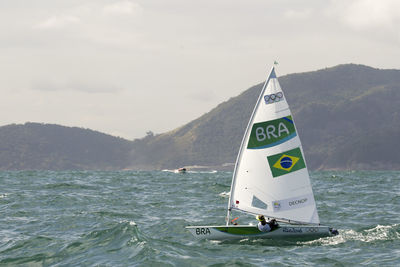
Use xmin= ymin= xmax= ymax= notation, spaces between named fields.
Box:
xmin=228 ymin=67 xmax=320 ymax=224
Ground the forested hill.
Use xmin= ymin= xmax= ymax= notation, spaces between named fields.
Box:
xmin=0 ymin=123 xmax=132 ymax=170
xmin=1 ymin=64 xmax=400 ymax=170
xmin=129 ymin=64 xmax=400 ymax=170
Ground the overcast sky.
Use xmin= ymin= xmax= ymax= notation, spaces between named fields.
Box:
xmin=1 ymin=0 xmax=399 ymax=139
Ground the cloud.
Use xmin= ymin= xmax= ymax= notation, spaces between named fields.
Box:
xmin=329 ymin=0 xmax=400 ymax=30
xmin=31 ymin=80 xmax=124 ymax=94
xmin=103 ymin=1 xmax=142 ymax=15
xmin=284 ymin=8 xmax=313 ymax=20
xmin=30 ymin=1 xmax=144 ymax=47
xmin=34 ymin=15 xmax=80 ymax=30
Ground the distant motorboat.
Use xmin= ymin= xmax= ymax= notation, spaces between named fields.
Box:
xmin=177 ymin=167 xmax=187 ymax=173
xmin=219 ymin=191 xmax=231 ymax=198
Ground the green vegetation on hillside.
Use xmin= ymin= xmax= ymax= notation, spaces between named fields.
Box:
xmin=0 ymin=123 xmax=132 ymax=170
xmin=1 ymin=64 xmax=399 ymax=170
xmin=129 ymin=64 xmax=400 ymax=170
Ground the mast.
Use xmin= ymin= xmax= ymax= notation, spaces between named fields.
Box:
xmin=226 ymin=67 xmax=276 ymax=225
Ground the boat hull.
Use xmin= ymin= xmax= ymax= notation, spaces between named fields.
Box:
xmin=186 ymin=224 xmax=336 ymax=240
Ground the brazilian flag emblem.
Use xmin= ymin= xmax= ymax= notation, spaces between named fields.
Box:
xmin=267 ymin=147 xmax=306 ymax=178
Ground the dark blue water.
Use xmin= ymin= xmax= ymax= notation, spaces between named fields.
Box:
xmin=0 ymin=170 xmax=399 ymax=266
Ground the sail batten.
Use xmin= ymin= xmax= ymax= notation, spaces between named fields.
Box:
xmin=228 ymin=66 xmax=320 ymax=224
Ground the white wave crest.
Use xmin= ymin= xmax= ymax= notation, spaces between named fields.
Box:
xmin=302 ymin=224 xmax=400 ymax=246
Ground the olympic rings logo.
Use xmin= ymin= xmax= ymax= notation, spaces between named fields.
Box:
xmin=264 ymin=92 xmax=284 ymax=104
xmin=306 ymin=228 xmax=318 ymax=233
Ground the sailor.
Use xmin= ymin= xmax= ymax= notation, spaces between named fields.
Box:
xmin=256 ymin=215 xmax=278 ymax=232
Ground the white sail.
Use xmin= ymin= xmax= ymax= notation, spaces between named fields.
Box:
xmin=228 ymin=67 xmax=320 ymax=224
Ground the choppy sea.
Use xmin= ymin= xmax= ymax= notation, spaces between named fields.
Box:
xmin=0 ymin=170 xmax=399 ymax=266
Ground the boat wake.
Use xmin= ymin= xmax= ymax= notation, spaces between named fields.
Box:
xmin=162 ymin=169 xmax=218 ymax=174
xmin=190 ymin=170 xmax=218 ymax=174
xmin=300 ymin=223 xmax=400 ymax=246
xmin=162 ymin=169 xmax=179 ymax=173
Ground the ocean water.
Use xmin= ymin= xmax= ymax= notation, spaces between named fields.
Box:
xmin=0 ymin=170 xmax=399 ymax=266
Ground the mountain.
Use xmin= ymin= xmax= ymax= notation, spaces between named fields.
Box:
xmin=1 ymin=64 xmax=399 ymax=170
xmin=0 ymin=123 xmax=132 ymax=170
xmin=128 ymin=64 xmax=400 ymax=170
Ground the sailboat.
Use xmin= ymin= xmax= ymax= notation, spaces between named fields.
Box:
xmin=186 ymin=66 xmax=338 ymax=240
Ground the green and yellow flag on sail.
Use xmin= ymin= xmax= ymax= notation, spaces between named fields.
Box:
xmin=267 ymin=147 xmax=306 ymax=177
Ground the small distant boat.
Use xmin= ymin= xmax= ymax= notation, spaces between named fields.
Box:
xmin=177 ymin=167 xmax=187 ymax=173
xmin=219 ymin=191 xmax=231 ymax=198
xmin=186 ymin=65 xmax=338 ymax=240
